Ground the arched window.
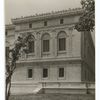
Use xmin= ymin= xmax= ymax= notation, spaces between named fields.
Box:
xmin=57 ymin=31 xmax=66 ymax=51
xmin=42 ymin=33 xmax=50 ymax=52
xmin=27 ymin=35 xmax=35 ymax=53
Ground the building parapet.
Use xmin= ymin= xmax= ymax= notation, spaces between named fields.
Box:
xmin=11 ymin=8 xmax=84 ymax=24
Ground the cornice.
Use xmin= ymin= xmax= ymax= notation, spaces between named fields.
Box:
xmin=16 ymin=56 xmax=82 ymax=64
xmin=15 ymin=23 xmax=75 ymax=33
xmin=11 ymin=8 xmax=83 ymax=24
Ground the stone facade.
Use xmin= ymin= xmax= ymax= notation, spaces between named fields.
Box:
xmin=6 ymin=8 xmax=95 ymax=95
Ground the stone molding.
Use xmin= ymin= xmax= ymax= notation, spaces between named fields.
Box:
xmin=6 ymin=24 xmax=15 ymax=30
xmin=17 ymin=56 xmax=81 ymax=64
xmin=15 ymin=23 xmax=75 ymax=32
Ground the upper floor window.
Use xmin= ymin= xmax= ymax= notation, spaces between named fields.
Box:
xmin=58 ymin=31 xmax=66 ymax=51
xmin=27 ymin=34 xmax=35 ymax=53
xmin=43 ymin=68 xmax=48 ymax=78
xmin=28 ymin=41 xmax=34 ymax=53
xmin=29 ymin=23 xmax=32 ymax=28
xmin=5 ymin=30 xmax=8 ymax=36
xmin=59 ymin=68 xmax=64 ymax=78
xmin=44 ymin=21 xmax=47 ymax=26
xmin=60 ymin=19 xmax=64 ymax=24
xmin=59 ymin=38 xmax=66 ymax=51
xmin=42 ymin=33 xmax=50 ymax=52
xmin=28 ymin=68 xmax=33 ymax=78
xmin=43 ymin=40 xmax=49 ymax=52
xmin=6 ymin=47 xmax=9 ymax=61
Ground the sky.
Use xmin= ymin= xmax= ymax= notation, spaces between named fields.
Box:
xmin=5 ymin=0 xmax=81 ymax=24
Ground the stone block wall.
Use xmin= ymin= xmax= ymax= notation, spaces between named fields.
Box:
xmin=12 ymin=62 xmax=81 ymax=82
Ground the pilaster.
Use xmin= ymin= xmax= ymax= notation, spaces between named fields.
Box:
xmin=35 ymin=32 xmax=41 ymax=59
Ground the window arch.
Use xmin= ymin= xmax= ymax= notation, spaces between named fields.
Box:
xmin=57 ymin=31 xmax=66 ymax=51
xmin=42 ymin=33 xmax=50 ymax=52
xmin=27 ymin=34 xmax=35 ymax=53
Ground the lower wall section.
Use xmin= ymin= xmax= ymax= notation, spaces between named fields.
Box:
xmin=43 ymin=88 xmax=94 ymax=94
xmin=42 ymin=82 xmax=95 ymax=94
xmin=10 ymin=94 xmax=95 ymax=100
xmin=12 ymin=62 xmax=82 ymax=82
xmin=44 ymin=88 xmax=85 ymax=94
xmin=11 ymin=82 xmax=95 ymax=95
xmin=11 ymin=82 xmax=42 ymax=95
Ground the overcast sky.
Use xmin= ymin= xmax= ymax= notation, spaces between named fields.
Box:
xmin=5 ymin=0 xmax=81 ymax=24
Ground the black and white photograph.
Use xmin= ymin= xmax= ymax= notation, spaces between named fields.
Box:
xmin=5 ymin=0 xmax=95 ymax=100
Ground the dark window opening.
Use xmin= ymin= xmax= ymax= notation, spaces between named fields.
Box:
xmin=59 ymin=68 xmax=64 ymax=77
xmin=29 ymin=23 xmax=32 ymax=28
xmin=43 ymin=68 xmax=48 ymax=78
xmin=44 ymin=21 xmax=47 ymax=26
xmin=60 ymin=19 xmax=64 ymax=24
xmin=43 ymin=40 xmax=49 ymax=52
xmin=6 ymin=47 xmax=9 ymax=61
xmin=58 ymin=38 xmax=66 ymax=51
xmin=28 ymin=69 xmax=33 ymax=78
xmin=28 ymin=41 xmax=34 ymax=53
xmin=6 ymin=31 xmax=8 ymax=36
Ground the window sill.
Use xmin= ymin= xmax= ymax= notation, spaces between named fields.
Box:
xmin=26 ymin=53 xmax=35 ymax=58
xmin=42 ymin=52 xmax=50 ymax=55
xmin=42 ymin=77 xmax=49 ymax=80
xmin=27 ymin=78 xmax=33 ymax=80
xmin=58 ymin=77 xmax=65 ymax=80
xmin=27 ymin=53 xmax=35 ymax=55
xmin=58 ymin=51 xmax=66 ymax=54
